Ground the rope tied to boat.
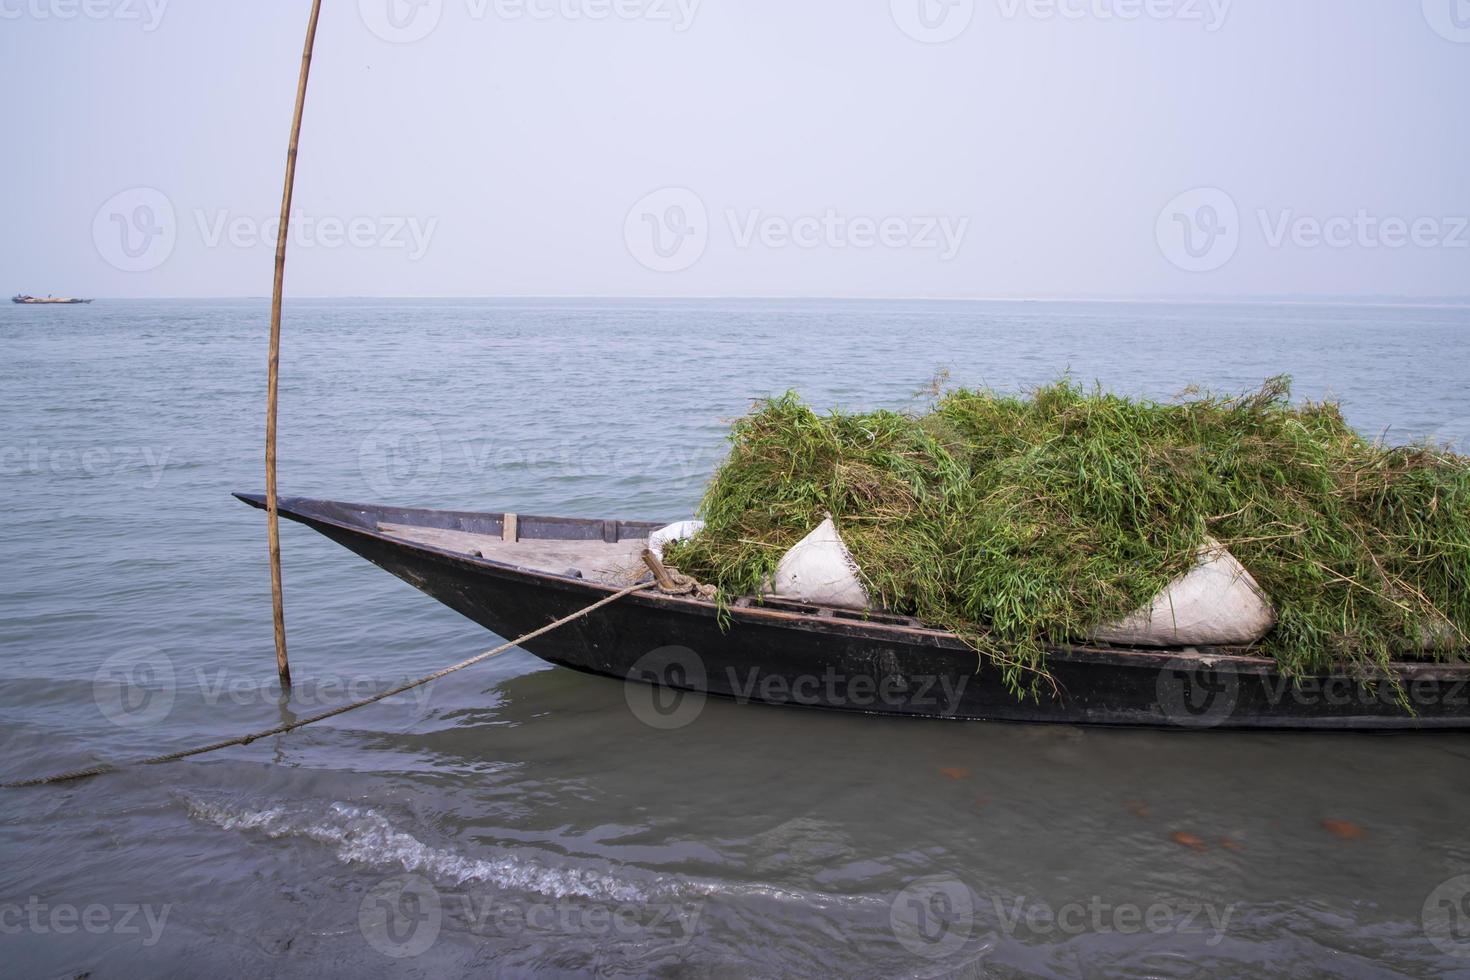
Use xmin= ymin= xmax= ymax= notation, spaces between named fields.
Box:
xmin=3 ymin=581 xmax=654 ymax=789
xmin=641 ymin=548 xmax=717 ymax=599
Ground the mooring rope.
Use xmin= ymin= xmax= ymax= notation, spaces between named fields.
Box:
xmin=4 ymin=582 xmax=654 ymax=789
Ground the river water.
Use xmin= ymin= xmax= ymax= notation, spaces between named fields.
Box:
xmin=2 ymin=298 xmax=1468 ymax=977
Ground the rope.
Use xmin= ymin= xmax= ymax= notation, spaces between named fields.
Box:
xmin=4 ymin=581 xmax=654 ymax=789
xmin=650 ymin=567 xmax=713 ymax=598
xmin=640 ymin=548 xmax=717 ymax=599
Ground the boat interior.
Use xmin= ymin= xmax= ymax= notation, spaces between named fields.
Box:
xmin=365 ymin=504 xmax=934 ymax=627
xmin=377 ymin=519 xmax=655 ymax=586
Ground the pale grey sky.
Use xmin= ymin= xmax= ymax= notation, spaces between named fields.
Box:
xmin=2 ymin=0 xmax=1467 ymax=299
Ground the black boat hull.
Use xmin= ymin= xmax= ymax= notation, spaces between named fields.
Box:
xmin=238 ymin=494 xmax=1470 ymax=730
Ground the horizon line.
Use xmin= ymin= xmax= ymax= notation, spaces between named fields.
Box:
xmin=23 ymin=294 xmax=1470 ymax=308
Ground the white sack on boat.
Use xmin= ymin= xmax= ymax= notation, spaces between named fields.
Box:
xmin=766 ymin=515 xmax=870 ymax=610
xmin=1091 ymin=537 xmax=1275 ymax=647
xmin=647 ymin=520 xmax=705 ymax=562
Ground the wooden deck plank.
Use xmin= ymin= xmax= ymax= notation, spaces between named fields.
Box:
xmin=377 ymin=522 xmax=648 ymax=584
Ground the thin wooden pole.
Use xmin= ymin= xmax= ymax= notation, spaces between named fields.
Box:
xmin=267 ymin=0 xmax=324 ymax=690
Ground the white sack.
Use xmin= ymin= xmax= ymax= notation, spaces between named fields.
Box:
xmin=647 ymin=520 xmax=705 ymax=562
xmin=767 ymin=516 xmax=870 ymax=610
xmin=1091 ymin=537 xmax=1275 ymax=647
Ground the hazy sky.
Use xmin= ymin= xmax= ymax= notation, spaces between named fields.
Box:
xmin=2 ymin=0 xmax=1467 ymax=299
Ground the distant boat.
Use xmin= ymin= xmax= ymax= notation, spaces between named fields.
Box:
xmin=11 ymin=294 xmax=93 ymax=305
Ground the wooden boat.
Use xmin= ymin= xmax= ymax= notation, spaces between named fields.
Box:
xmin=12 ymin=294 xmax=92 ymax=304
xmin=236 ymin=493 xmax=1470 ymax=730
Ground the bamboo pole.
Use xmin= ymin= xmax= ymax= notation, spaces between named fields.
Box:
xmin=267 ymin=0 xmax=324 ymax=690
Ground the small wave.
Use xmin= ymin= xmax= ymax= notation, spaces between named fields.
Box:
xmin=182 ymin=795 xmax=885 ymax=912
xmin=185 ymin=797 xmax=647 ymax=903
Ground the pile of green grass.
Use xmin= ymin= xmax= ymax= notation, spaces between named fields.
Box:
xmin=664 ymin=377 xmax=1470 ymax=694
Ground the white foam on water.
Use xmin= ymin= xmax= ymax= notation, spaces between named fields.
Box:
xmin=182 ymin=795 xmax=886 ymax=912
xmin=185 ymin=797 xmax=647 ymax=903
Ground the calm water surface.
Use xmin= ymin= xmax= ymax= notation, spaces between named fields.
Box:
xmin=2 ymin=299 xmax=1469 ymax=977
